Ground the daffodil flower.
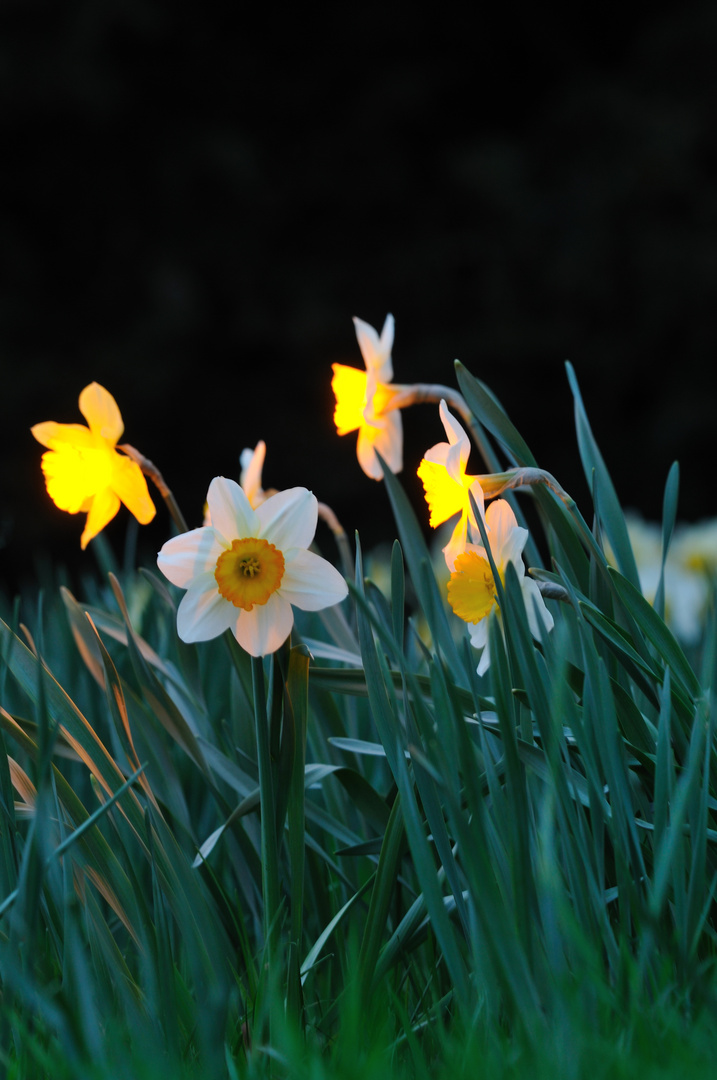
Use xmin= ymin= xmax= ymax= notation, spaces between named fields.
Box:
xmin=157 ymin=477 xmax=348 ymax=657
xmin=31 ymin=382 xmax=156 ymax=549
xmin=605 ymin=513 xmax=710 ymax=645
xmin=203 ymin=441 xmax=270 ymax=527
xmin=331 ymin=313 xmax=403 ymax=480
xmin=417 ymin=400 xmax=486 ymax=571
xmin=239 ymin=440 xmax=269 ymax=507
xmin=447 ymin=499 xmax=553 ymax=675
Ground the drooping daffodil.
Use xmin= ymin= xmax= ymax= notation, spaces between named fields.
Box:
xmin=331 ymin=313 xmax=403 ymax=480
xmin=447 ymin=498 xmax=553 ymax=675
xmin=31 ymin=382 xmax=156 ymax=549
xmin=158 ymin=477 xmax=348 ymax=657
xmin=417 ymin=400 xmax=486 ymax=571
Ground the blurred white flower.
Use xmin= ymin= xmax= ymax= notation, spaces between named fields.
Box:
xmin=609 ymin=513 xmax=714 ymax=645
xmin=203 ymin=440 xmax=269 ymax=526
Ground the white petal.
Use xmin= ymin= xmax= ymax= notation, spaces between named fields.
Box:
xmin=256 ymin=487 xmax=317 ymax=551
xmin=280 ymin=549 xmax=348 ymax=611
xmin=521 ymin=578 xmax=554 ymax=638
xmin=353 ymin=315 xmax=392 ymax=380
xmin=240 ymin=441 xmax=266 ymax=507
xmin=356 ymin=413 xmax=402 ymax=479
xmin=234 ymin=594 xmax=294 ymax=657
xmin=467 ymin=617 xmax=492 ymax=675
xmin=476 ymin=640 xmax=492 ymax=676
xmin=442 ymin=515 xmax=469 ymax=572
xmin=438 ymin=401 xmax=470 ymax=455
xmin=485 ymin=500 xmax=527 ymax=564
xmin=444 ymin=438 xmax=465 ymax=482
xmin=157 ymin=527 xmax=223 ymax=588
xmin=206 ymin=477 xmax=258 ymax=543
xmin=176 ymin=574 xmax=236 ymax=642
xmin=372 ymin=411 xmax=402 ymax=474
xmin=468 ymin=618 xmax=489 ymax=651
xmin=356 ymin=427 xmax=384 ymax=480
xmin=466 ymin=479 xmax=486 ymax=534
xmin=422 ymin=441 xmax=450 ymax=468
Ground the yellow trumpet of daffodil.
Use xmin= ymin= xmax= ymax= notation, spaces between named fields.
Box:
xmin=331 ymin=313 xmax=403 ymax=480
xmin=417 ymin=399 xmax=486 ymax=571
xmin=447 ymin=499 xmax=553 ymax=675
xmin=31 ymin=382 xmax=156 ymax=549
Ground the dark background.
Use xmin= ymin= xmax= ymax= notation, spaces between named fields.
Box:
xmin=2 ymin=1 xmax=716 ymax=596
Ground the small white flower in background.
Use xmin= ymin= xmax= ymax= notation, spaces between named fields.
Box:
xmin=668 ymin=519 xmax=717 ymax=642
xmin=417 ymin=400 xmax=486 ymax=572
xmin=331 ymin=313 xmax=403 ymax=480
xmin=671 ymin=518 xmax=717 ymax=577
xmin=203 ymin=440 xmax=269 ymax=526
xmin=239 ymin=440 xmax=268 ymax=508
xmin=608 ymin=513 xmax=714 ymax=646
xmin=159 ymin=477 xmax=348 ymax=657
xmin=446 ymin=499 xmax=553 ymax=675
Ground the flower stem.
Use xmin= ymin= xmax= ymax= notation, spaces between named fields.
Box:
xmin=251 ymin=655 xmax=281 ymax=957
xmin=317 ymin=501 xmax=353 ymax=579
xmin=119 ymin=443 xmax=189 ymax=534
xmin=382 ymin=383 xmax=502 ymax=473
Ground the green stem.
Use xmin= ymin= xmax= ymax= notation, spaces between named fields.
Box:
xmin=286 ymin=645 xmax=310 ymax=1029
xmin=252 ymin=655 xmax=281 ymax=957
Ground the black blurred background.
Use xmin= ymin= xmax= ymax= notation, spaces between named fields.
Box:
xmin=2 ymin=1 xmax=716 ymax=595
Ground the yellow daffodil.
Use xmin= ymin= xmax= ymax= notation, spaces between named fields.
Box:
xmin=31 ymin=382 xmax=156 ymax=549
xmin=447 ymin=499 xmax=553 ymax=675
xmin=417 ymin=400 xmax=486 ymax=571
xmin=331 ymin=313 xmax=403 ymax=480
xmin=157 ymin=477 xmax=348 ymax=657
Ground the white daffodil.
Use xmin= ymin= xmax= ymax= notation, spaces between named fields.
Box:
xmin=417 ymin=400 xmax=486 ymax=571
xmin=239 ymin=440 xmax=268 ymax=507
xmin=158 ymin=477 xmax=348 ymax=657
xmin=608 ymin=512 xmax=711 ymax=646
xmin=447 ymin=499 xmax=553 ymax=675
xmin=331 ymin=313 xmax=403 ymax=480
xmin=203 ymin=440 xmax=270 ymax=527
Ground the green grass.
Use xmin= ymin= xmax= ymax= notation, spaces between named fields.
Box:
xmin=2 ymin=359 xmax=717 ymax=1077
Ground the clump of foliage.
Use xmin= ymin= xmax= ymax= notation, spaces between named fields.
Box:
xmin=2 ymin=352 xmax=717 ymax=1078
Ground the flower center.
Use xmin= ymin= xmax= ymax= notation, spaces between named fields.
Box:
xmin=447 ymin=550 xmax=499 ymax=624
xmin=214 ymin=537 xmax=285 ymax=611
xmin=42 ymin=444 xmax=114 ymax=513
xmin=331 ymin=364 xmax=368 ymax=434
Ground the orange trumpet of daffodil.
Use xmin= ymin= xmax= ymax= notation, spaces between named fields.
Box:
xmin=31 ymin=382 xmax=156 ymax=549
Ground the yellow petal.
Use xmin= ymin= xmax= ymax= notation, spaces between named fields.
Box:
xmin=331 ymin=365 xmax=367 ymax=435
xmin=80 ymin=488 xmax=121 ymax=549
xmin=417 ymin=458 xmax=466 ymax=528
xmin=31 ymin=421 xmax=97 ymax=451
xmin=110 ymin=454 xmax=156 ymax=524
xmin=447 ymin=550 xmax=497 ymax=624
xmin=79 ymin=383 xmax=124 ymax=445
